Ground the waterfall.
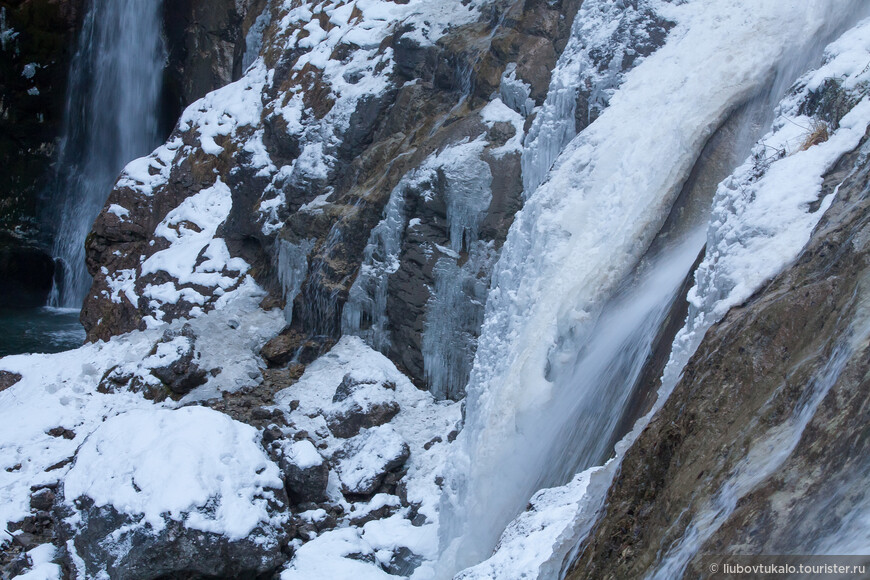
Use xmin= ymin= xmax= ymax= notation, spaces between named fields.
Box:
xmin=48 ymin=0 xmax=164 ymax=308
xmin=437 ymin=1 xmax=869 ymax=576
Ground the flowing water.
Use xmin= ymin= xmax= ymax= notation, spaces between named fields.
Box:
xmin=48 ymin=0 xmax=164 ymax=308
xmin=0 ymin=308 xmax=87 ymax=356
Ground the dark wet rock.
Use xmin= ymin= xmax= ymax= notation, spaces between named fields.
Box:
xmin=261 ymin=329 xmax=330 ymax=367
xmin=5 ymin=511 xmax=55 ymax=557
xmin=0 ymin=549 xmax=30 ymax=579
xmin=327 ymin=374 xmax=401 ymax=438
xmin=44 ymin=457 xmax=73 ymax=472
xmin=46 ymin=427 xmax=75 ymax=440
xmin=332 ymin=373 xmax=379 ymax=403
xmin=275 ymin=440 xmax=330 ymax=505
xmin=206 ymin=365 xmax=304 ymax=427
xmin=29 ymin=488 xmax=55 ymax=512
xmin=326 ymin=400 xmax=400 ymax=440
xmin=260 ymin=332 xmax=299 ymax=367
xmin=161 ymin=0 xmax=267 ymax=122
xmin=0 ymin=371 xmax=22 ymax=392
xmin=55 ymin=498 xmax=287 ymax=580
xmin=148 ymin=325 xmax=207 ymax=396
xmin=386 ymin=546 xmax=424 ymax=576
xmin=0 ymin=0 xmax=84 ymax=275
xmin=0 ymin=242 xmax=55 ymax=307
xmin=799 ymin=77 xmax=859 ymax=130
xmin=348 ymin=500 xmax=401 ymax=527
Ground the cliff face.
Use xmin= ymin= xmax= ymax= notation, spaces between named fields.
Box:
xmin=0 ymin=0 xmax=83 ymax=306
xmin=82 ymin=0 xmax=583 ymax=398
xmin=162 ymin=0 xmax=269 ymax=123
xmin=567 ymin=117 xmax=870 ymax=580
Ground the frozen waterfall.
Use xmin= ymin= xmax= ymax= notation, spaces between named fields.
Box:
xmin=437 ymin=0 xmax=870 ymax=576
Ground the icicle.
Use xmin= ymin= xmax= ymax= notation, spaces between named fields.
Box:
xmin=423 ymin=242 xmax=497 ymax=400
xmin=342 ymin=181 xmax=407 ymax=351
xmin=275 ymin=238 xmax=314 ymax=325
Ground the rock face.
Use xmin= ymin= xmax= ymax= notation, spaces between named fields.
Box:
xmin=0 ymin=0 xmax=84 ymax=305
xmin=162 ymin=0 xmax=268 ymax=121
xmin=0 ymin=0 xmax=266 ymax=309
xmin=566 ymin=130 xmax=870 ymax=579
xmin=276 ymin=440 xmax=330 ymax=504
xmin=81 ymin=0 xmax=584 ymax=402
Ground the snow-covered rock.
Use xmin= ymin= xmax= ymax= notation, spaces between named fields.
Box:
xmin=59 ymin=407 xmax=289 ymax=579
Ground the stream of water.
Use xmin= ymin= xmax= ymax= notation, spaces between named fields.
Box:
xmin=47 ymin=0 xmax=164 ymax=309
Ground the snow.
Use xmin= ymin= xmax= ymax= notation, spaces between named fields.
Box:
xmin=661 ymin=13 xmax=870 ymax=408
xmin=441 ymin=0 xmax=869 ymax=575
xmin=64 ymin=406 xmax=284 ymax=539
xmin=480 ymin=98 xmax=524 ymax=158
xmin=0 ymin=343 xmax=158 ymax=534
xmin=135 ymin=177 xmax=253 ymax=320
xmin=106 ymin=204 xmax=130 ymax=219
xmin=271 ymin=336 xmax=461 ymax=577
xmin=280 ymin=527 xmax=394 ymax=580
xmin=104 ymin=268 xmax=138 ymax=306
xmin=15 ymin=544 xmax=62 ymax=580
xmin=0 ymin=286 xmax=282 ymax=536
xmin=522 ymin=0 xmax=676 ymax=197
xmin=455 ymin=470 xmax=600 ymax=580
xmin=178 ymin=61 xmax=268 ymax=156
xmin=363 ymin=513 xmax=438 ymax=561
xmin=284 ymin=440 xmax=323 ymax=470
xmin=335 ymin=425 xmax=409 ymax=495
xmin=115 ymin=137 xmax=182 ymax=197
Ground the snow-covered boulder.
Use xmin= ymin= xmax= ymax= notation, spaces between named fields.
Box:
xmin=334 ymin=425 xmax=411 ymax=499
xmin=276 ymin=439 xmax=330 ymax=505
xmin=325 ymin=374 xmax=401 ymax=438
xmin=57 ymin=406 xmax=290 ymax=579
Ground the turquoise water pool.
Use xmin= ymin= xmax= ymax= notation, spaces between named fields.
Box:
xmin=0 ymin=307 xmax=86 ymax=357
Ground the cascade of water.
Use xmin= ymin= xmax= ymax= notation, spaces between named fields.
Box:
xmin=48 ymin=0 xmax=164 ymax=308
xmin=437 ymin=2 xmax=868 ymax=577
